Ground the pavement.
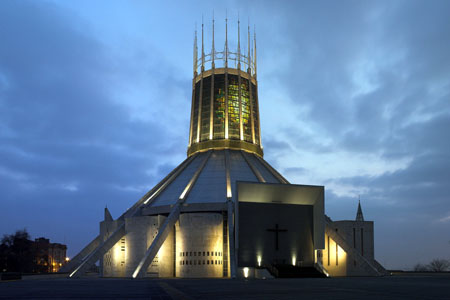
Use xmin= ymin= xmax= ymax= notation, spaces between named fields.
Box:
xmin=1 ymin=274 xmax=449 ymax=299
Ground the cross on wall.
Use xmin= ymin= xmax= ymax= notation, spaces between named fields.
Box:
xmin=266 ymin=224 xmax=288 ymax=251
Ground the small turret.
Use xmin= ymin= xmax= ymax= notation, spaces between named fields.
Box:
xmin=356 ymin=199 xmax=364 ymax=222
xmin=104 ymin=206 xmax=113 ymax=222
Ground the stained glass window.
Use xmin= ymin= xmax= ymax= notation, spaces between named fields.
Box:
xmin=200 ymin=76 xmax=211 ymax=142
xmin=241 ymin=79 xmax=252 ymax=142
xmin=213 ymin=74 xmax=225 ymax=139
xmin=227 ymin=75 xmax=240 ymax=140
xmin=251 ymin=83 xmax=259 ymax=144
xmin=191 ymin=81 xmax=201 ymax=144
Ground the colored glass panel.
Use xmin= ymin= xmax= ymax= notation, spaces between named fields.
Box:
xmin=200 ymin=76 xmax=211 ymax=141
xmin=241 ymin=79 xmax=252 ymax=142
xmin=213 ymin=74 xmax=225 ymax=139
xmin=251 ymin=83 xmax=259 ymax=144
xmin=192 ymin=81 xmax=201 ymax=144
xmin=227 ymin=75 xmax=240 ymax=140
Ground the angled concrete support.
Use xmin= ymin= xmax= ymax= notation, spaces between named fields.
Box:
xmin=69 ymin=224 xmax=126 ymax=278
xmin=132 ymin=151 xmax=212 ymax=278
xmin=227 ymin=200 xmax=237 ymax=278
xmin=66 ymin=154 xmax=198 ymax=278
xmin=59 ymin=235 xmax=101 ymax=273
xmin=132 ymin=203 xmax=181 ymax=278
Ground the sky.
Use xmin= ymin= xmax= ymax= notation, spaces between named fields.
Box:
xmin=0 ymin=0 xmax=449 ymax=270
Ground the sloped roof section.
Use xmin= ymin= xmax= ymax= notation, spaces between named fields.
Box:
xmin=185 ymin=151 xmax=227 ymax=204
xmin=149 ymin=151 xmax=208 ymax=207
xmin=145 ymin=149 xmax=287 ymax=210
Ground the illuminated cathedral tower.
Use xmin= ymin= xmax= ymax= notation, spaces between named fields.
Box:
xmin=61 ymin=17 xmax=386 ymax=279
xmin=188 ymin=18 xmax=262 ymax=158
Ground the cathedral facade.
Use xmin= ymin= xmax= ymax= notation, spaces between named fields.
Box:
xmin=61 ymin=19 xmax=386 ymax=279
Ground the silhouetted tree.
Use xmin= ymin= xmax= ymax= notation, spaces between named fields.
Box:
xmin=413 ymin=263 xmax=429 ymax=272
xmin=0 ymin=229 xmax=34 ymax=273
xmin=0 ymin=242 xmax=8 ymax=272
xmin=428 ymin=259 xmax=450 ymax=272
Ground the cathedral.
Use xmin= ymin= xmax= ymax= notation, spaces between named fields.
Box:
xmin=61 ymin=19 xmax=386 ymax=279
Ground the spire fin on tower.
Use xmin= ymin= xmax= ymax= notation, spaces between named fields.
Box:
xmin=237 ymin=14 xmax=241 ymax=70
xmin=253 ymin=26 xmax=257 ymax=77
xmin=225 ymin=11 xmax=228 ymax=68
xmin=193 ymin=25 xmax=198 ymax=75
xmin=201 ymin=15 xmax=205 ymax=71
xmin=247 ymin=20 xmax=251 ymax=73
xmin=212 ymin=10 xmax=215 ymax=68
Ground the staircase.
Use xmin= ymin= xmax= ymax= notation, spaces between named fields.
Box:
xmin=325 ymin=217 xmax=382 ymax=277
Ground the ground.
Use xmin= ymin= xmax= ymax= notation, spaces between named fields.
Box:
xmin=1 ymin=274 xmax=449 ymax=299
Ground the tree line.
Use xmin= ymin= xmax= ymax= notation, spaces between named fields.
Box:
xmin=0 ymin=229 xmax=49 ymax=273
xmin=413 ymin=259 xmax=450 ymax=272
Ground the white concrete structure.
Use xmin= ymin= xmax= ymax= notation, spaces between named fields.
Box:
xmin=61 ymin=20 xmax=386 ymax=279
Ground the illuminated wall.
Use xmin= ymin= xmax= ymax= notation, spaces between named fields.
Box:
xmin=100 ymin=219 xmax=127 ymax=277
xmin=100 ymin=213 xmax=227 ymax=278
xmin=123 ymin=216 xmax=155 ymax=277
xmin=155 ymin=221 xmax=174 ymax=278
xmin=332 ymin=220 xmax=375 ymax=276
xmin=175 ymin=213 xmax=224 ymax=278
xmin=100 ymin=215 xmax=175 ymax=278
xmin=321 ymin=233 xmax=347 ymax=277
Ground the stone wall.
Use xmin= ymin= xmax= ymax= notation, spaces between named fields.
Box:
xmin=319 ymin=232 xmax=347 ymax=276
xmin=175 ymin=212 xmax=224 ymax=278
xmin=332 ymin=220 xmax=374 ymax=276
xmin=100 ymin=212 xmax=225 ymax=278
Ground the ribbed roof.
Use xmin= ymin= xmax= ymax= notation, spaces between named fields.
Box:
xmin=144 ymin=149 xmax=287 ymax=209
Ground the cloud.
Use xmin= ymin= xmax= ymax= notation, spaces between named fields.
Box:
xmin=247 ymin=1 xmax=450 ymax=268
xmin=0 ymin=0 xmax=189 ymax=252
xmin=438 ymin=215 xmax=450 ymax=223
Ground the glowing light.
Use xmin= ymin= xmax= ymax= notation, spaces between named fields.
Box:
xmin=132 ymin=265 xmax=141 ymax=278
xmin=179 ymin=181 xmax=192 ymax=200
xmin=143 ymin=190 xmax=160 ymax=204
xmin=65 ymin=257 xmax=70 ymax=262
xmin=292 ymin=256 xmax=296 ymax=266
xmin=337 ymin=245 xmax=346 ymax=260
xmin=243 ymin=267 xmax=249 ymax=278
xmin=257 ymin=256 xmax=262 ymax=267
xmin=226 ymin=185 xmax=232 ymax=198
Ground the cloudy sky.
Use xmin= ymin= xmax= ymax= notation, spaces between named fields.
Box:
xmin=1 ymin=0 xmax=449 ymax=270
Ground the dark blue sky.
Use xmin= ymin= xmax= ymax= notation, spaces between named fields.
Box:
xmin=1 ymin=0 xmax=449 ymax=269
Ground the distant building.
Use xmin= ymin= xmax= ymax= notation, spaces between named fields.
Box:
xmin=33 ymin=238 xmax=67 ymax=273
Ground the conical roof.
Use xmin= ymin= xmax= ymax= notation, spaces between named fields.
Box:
xmin=356 ymin=200 xmax=364 ymax=222
xmin=139 ymin=149 xmax=287 ymax=214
